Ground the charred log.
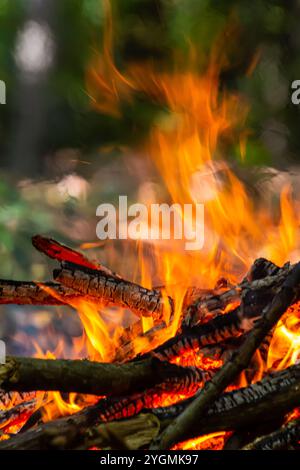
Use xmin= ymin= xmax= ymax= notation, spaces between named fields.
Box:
xmin=149 ymin=282 xmax=277 ymax=362
xmin=245 ymin=258 xmax=285 ymax=282
xmin=53 ymin=261 xmax=173 ymax=320
xmin=32 ymin=235 xmax=114 ymax=274
xmin=151 ymin=262 xmax=300 ymax=449
xmin=184 ymin=259 xmax=292 ymax=328
xmin=0 ymin=390 xmax=35 ymax=408
xmin=243 ymin=419 xmax=300 ymax=450
xmin=96 ymin=367 xmax=215 ymax=422
xmin=0 ymin=398 xmax=38 ymax=429
xmin=0 ymin=280 xmax=81 ymax=305
xmin=146 ymin=364 xmax=300 ymax=420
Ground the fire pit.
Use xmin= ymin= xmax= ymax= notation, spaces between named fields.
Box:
xmin=0 ymin=236 xmax=300 ymax=450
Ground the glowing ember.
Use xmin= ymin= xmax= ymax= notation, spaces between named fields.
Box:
xmin=173 ymin=432 xmax=230 ymax=451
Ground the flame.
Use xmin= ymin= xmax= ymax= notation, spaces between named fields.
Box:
xmin=267 ymin=302 xmax=300 ymax=371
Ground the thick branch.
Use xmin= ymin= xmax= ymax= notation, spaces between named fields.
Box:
xmin=0 ymin=280 xmax=81 ymax=305
xmin=151 ymin=262 xmax=300 ymax=449
xmin=53 ymin=261 xmax=173 ymax=320
xmin=0 ymin=356 xmax=189 ymax=396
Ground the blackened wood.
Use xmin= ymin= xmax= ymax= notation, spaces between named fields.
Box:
xmin=245 ymin=257 xmax=283 ymax=282
xmin=146 ymin=363 xmax=300 ymax=420
xmin=0 ymin=280 xmax=81 ymax=305
xmin=149 ymin=281 xmax=277 ymax=362
xmin=96 ymin=367 xmax=215 ymax=422
xmin=243 ymin=419 xmax=300 ymax=450
xmin=53 ymin=261 xmax=173 ymax=320
xmin=184 ymin=260 xmax=292 ymax=327
xmin=151 ymin=262 xmax=300 ymax=449
xmin=0 ymin=390 xmax=35 ymax=408
xmin=0 ymin=398 xmax=37 ymax=428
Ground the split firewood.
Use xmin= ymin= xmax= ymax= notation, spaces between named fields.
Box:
xmin=243 ymin=419 xmax=300 ymax=450
xmin=150 ymin=262 xmax=300 ymax=449
xmin=0 ymin=356 xmax=199 ymax=396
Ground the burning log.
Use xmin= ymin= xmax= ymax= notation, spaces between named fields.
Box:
xmin=2 ymin=363 xmax=300 ymax=450
xmin=0 ymin=401 xmax=104 ymax=450
xmin=148 ymin=282 xmax=277 ymax=362
xmin=243 ymin=419 xmax=300 ymax=450
xmin=0 ymin=398 xmax=38 ymax=429
xmin=0 ymin=356 xmax=198 ymax=397
xmin=0 ymin=408 xmax=160 ymax=450
xmin=245 ymin=257 xmax=285 ymax=281
xmin=53 ymin=261 xmax=173 ymax=320
xmin=32 ymin=235 xmax=116 ymax=275
xmin=1 ymin=235 xmax=300 ymax=449
xmin=96 ymin=367 xmax=215 ymax=422
xmin=151 ymin=262 xmax=300 ymax=449
xmin=184 ymin=259 xmax=292 ymax=327
xmin=0 ymin=390 xmax=35 ymax=408
xmin=0 ymin=280 xmax=82 ymax=305
xmin=153 ymin=363 xmax=300 ymax=419
xmin=146 ymin=364 xmax=300 ymax=443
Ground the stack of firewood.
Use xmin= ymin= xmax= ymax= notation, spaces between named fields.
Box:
xmin=0 ymin=236 xmax=300 ymax=450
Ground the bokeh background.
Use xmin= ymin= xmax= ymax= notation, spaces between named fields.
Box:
xmin=0 ymin=0 xmax=300 ymax=354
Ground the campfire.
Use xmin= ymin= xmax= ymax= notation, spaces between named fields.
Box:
xmin=1 ymin=11 xmax=300 ymax=450
xmin=0 ymin=235 xmax=300 ymax=450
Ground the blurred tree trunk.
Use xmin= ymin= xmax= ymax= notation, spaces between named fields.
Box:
xmin=8 ymin=0 xmax=57 ymax=177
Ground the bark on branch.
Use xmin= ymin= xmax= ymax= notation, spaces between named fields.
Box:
xmin=0 ymin=280 xmax=80 ymax=305
xmin=2 ymin=365 xmax=300 ymax=449
xmin=0 ymin=356 xmax=186 ymax=396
